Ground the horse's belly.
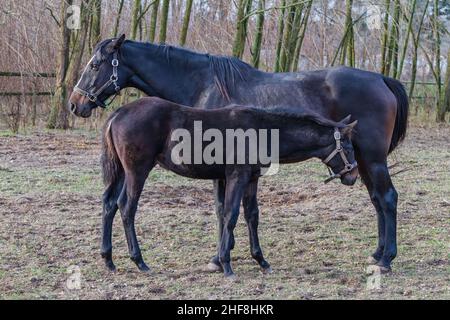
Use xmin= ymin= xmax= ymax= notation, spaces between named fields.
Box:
xmin=156 ymin=157 xmax=226 ymax=180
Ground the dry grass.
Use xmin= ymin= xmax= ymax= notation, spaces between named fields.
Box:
xmin=0 ymin=123 xmax=449 ymax=300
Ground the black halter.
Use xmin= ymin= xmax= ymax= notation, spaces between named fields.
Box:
xmin=74 ymin=51 xmax=121 ymax=108
xmin=322 ymin=128 xmax=358 ymax=183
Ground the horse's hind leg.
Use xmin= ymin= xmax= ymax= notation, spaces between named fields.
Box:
xmin=366 ymin=161 xmax=397 ymax=272
xmin=243 ymin=177 xmax=271 ymax=273
xmin=356 ymin=150 xmax=397 ymax=272
xmin=118 ymin=163 xmax=154 ymax=272
xmin=101 ymin=177 xmax=124 ymax=271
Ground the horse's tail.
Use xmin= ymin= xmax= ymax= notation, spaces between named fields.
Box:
xmin=383 ymin=76 xmax=409 ymax=154
xmin=101 ymin=112 xmax=123 ymax=189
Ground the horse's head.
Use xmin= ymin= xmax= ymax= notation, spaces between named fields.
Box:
xmin=321 ymin=116 xmax=359 ymax=186
xmin=69 ymin=34 xmax=131 ymax=118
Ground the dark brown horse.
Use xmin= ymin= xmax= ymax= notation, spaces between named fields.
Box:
xmin=69 ymin=35 xmax=408 ymax=272
xmin=100 ymin=96 xmax=358 ymax=277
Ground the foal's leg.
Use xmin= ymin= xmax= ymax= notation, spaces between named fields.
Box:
xmin=101 ymin=177 xmax=124 ymax=271
xmin=219 ymin=171 xmax=251 ymax=277
xmin=118 ymin=163 xmax=154 ymax=272
xmin=242 ymin=177 xmax=271 ymax=273
xmin=207 ymin=179 xmax=226 ymax=272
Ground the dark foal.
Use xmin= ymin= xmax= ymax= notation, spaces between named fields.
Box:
xmin=100 ymin=97 xmax=358 ymax=278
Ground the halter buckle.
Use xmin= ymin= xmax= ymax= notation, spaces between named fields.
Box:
xmin=88 ymin=94 xmax=97 ymax=102
xmin=334 ymin=131 xmax=341 ymax=140
xmin=112 ymin=59 xmax=119 ymax=67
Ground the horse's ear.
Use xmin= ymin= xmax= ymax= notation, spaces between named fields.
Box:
xmin=341 ymin=120 xmax=358 ymax=136
xmin=340 ymin=115 xmax=352 ymax=125
xmin=105 ymin=34 xmax=126 ymax=53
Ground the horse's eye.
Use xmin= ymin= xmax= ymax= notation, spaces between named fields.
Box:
xmin=91 ymin=63 xmax=99 ymax=71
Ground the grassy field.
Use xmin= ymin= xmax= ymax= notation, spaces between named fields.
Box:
xmin=0 ymin=122 xmax=449 ymax=300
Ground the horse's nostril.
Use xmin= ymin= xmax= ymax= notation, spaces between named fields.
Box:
xmin=70 ymin=103 xmax=76 ymax=113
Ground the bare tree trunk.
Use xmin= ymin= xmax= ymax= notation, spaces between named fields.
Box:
xmin=386 ymin=0 xmax=400 ymax=77
xmin=251 ymin=0 xmax=265 ymax=68
xmin=47 ymin=0 xmax=73 ymax=129
xmin=232 ymin=0 xmax=252 ymax=59
xmin=435 ymin=0 xmax=444 ymax=121
xmin=179 ymin=0 xmax=194 ymax=46
xmin=392 ymin=0 xmax=401 ymax=78
xmin=339 ymin=0 xmax=354 ymax=66
xmin=89 ymin=0 xmax=102 ymax=52
xmin=442 ymin=50 xmax=450 ymax=120
xmin=279 ymin=1 xmax=296 ymax=71
xmin=398 ymin=0 xmax=417 ymax=78
xmin=274 ymin=0 xmax=286 ymax=72
xmin=291 ymin=0 xmax=313 ymax=71
xmin=149 ymin=0 xmax=160 ymax=42
xmin=113 ymin=0 xmax=125 ymax=37
xmin=159 ymin=0 xmax=170 ymax=43
xmin=67 ymin=1 xmax=90 ymax=96
xmin=381 ymin=0 xmax=391 ymax=74
xmin=410 ymin=0 xmax=429 ymax=112
xmin=131 ymin=0 xmax=142 ymax=40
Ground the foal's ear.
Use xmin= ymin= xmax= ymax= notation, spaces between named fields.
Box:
xmin=341 ymin=120 xmax=358 ymax=136
xmin=340 ymin=115 xmax=352 ymax=125
xmin=105 ymin=34 xmax=126 ymax=53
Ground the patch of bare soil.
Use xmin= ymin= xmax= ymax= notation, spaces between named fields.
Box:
xmin=0 ymin=125 xmax=449 ymax=299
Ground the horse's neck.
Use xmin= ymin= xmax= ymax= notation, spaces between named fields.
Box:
xmin=122 ymin=42 xmax=211 ymax=106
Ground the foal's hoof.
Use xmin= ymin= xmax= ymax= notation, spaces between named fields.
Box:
xmin=206 ymin=261 xmax=223 ymax=273
xmin=224 ymin=273 xmax=238 ymax=282
xmin=376 ymin=264 xmax=392 ymax=274
xmin=104 ymin=261 xmax=117 ymax=272
xmin=366 ymin=264 xmax=391 ymax=275
xmin=136 ymin=262 xmax=151 ymax=274
xmin=261 ymin=266 xmax=273 ymax=275
xmin=367 ymin=256 xmax=379 ymax=265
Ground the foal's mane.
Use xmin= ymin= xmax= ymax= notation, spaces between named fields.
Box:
xmin=101 ymin=39 xmax=256 ymax=101
xmin=240 ymin=106 xmax=345 ymax=129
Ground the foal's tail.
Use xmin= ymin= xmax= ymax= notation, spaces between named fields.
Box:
xmin=383 ymin=76 xmax=409 ymax=154
xmin=101 ymin=112 xmax=123 ymax=189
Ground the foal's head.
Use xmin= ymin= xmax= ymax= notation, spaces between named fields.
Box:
xmin=69 ymin=34 xmax=132 ymax=117
xmin=319 ymin=116 xmax=358 ymax=186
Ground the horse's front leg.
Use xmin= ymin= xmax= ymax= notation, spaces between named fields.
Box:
xmin=219 ymin=170 xmax=251 ymax=278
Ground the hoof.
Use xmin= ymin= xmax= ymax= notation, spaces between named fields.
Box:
xmin=206 ymin=262 xmax=223 ymax=273
xmin=136 ymin=262 xmax=151 ymax=273
xmin=224 ymin=273 xmax=238 ymax=281
xmin=377 ymin=264 xmax=392 ymax=274
xmin=261 ymin=266 xmax=273 ymax=275
xmin=367 ymin=256 xmax=379 ymax=265
xmin=366 ymin=264 xmax=391 ymax=275
xmin=105 ymin=261 xmax=117 ymax=272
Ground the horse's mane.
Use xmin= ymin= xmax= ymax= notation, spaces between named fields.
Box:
xmin=207 ymin=55 xmax=253 ymax=100
xmin=101 ymin=39 xmax=255 ymax=101
xmin=154 ymin=43 xmax=254 ymax=100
